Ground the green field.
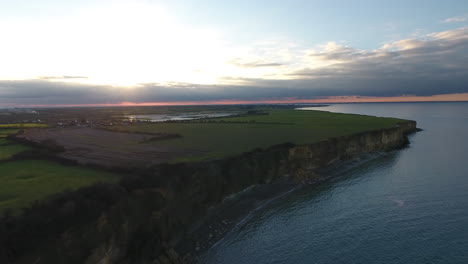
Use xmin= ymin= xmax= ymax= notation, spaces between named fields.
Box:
xmin=0 ymin=129 xmax=19 ymax=138
xmin=0 ymin=127 xmax=30 ymax=159
xmin=0 ymin=129 xmax=20 ymax=138
xmin=0 ymin=143 xmax=30 ymax=160
xmin=0 ymin=160 xmax=119 ymax=213
xmin=110 ymin=109 xmax=407 ymax=162
xmin=0 ymin=123 xmax=119 ymax=213
xmin=0 ymin=128 xmax=20 ymax=134
xmin=0 ymin=123 xmax=48 ymax=129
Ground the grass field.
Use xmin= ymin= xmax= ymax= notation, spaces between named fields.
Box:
xmin=0 ymin=124 xmax=119 ymax=213
xmin=0 ymin=129 xmax=20 ymax=138
xmin=0 ymin=128 xmax=20 ymax=134
xmin=110 ymin=109 xmax=407 ymax=162
xmin=0 ymin=123 xmax=48 ymax=129
xmin=0 ymin=123 xmax=51 ymax=159
xmin=0 ymin=160 xmax=119 ymax=213
xmin=0 ymin=125 xmax=24 ymax=138
xmin=0 ymin=143 xmax=30 ymax=160
xmin=0 ymin=128 xmax=30 ymax=159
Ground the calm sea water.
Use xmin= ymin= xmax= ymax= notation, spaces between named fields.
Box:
xmin=202 ymin=102 xmax=468 ymax=264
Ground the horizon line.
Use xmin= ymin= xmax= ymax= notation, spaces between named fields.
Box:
xmin=3 ymin=93 xmax=468 ymax=108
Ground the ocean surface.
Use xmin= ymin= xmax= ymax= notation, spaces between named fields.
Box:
xmin=202 ymin=102 xmax=468 ymax=264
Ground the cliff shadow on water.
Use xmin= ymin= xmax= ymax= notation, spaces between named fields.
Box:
xmin=0 ymin=121 xmax=418 ymax=264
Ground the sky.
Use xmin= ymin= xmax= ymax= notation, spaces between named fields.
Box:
xmin=0 ymin=0 xmax=467 ymax=106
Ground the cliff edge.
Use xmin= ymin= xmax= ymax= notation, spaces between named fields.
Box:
xmin=1 ymin=121 xmax=418 ymax=264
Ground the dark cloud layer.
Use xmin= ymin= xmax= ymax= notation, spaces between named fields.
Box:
xmin=1 ymin=28 xmax=468 ymax=106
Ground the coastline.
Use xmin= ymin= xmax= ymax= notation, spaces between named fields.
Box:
xmin=180 ymin=179 xmax=301 ymax=262
xmin=1 ymin=120 xmax=419 ymax=264
xmin=180 ymin=122 xmax=420 ymax=263
xmin=124 ymin=120 xmax=420 ymax=264
xmin=183 ymin=146 xmax=416 ymax=263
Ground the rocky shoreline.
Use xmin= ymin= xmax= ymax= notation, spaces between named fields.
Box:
xmin=176 ymin=121 xmax=420 ymax=263
xmin=181 ymin=179 xmax=301 ymax=262
xmin=183 ymin=151 xmax=413 ymax=263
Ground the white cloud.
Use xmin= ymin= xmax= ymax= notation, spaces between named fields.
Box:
xmin=441 ymin=14 xmax=468 ymax=23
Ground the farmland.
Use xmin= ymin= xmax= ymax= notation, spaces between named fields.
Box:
xmin=15 ymin=109 xmax=406 ymax=165
xmin=0 ymin=123 xmax=48 ymax=129
xmin=0 ymin=143 xmax=30 ymax=160
xmin=106 ymin=109 xmax=406 ymax=162
xmin=0 ymin=123 xmax=120 ymax=212
xmin=0 ymin=160 xmax=119 ymax=213
xmin=0 ymin=107 xmax=407 ymax=212
xmin=0 ymin=126 xmax=30 ymax=159
xmin=17 ymin=127 xmax=203 ymax=167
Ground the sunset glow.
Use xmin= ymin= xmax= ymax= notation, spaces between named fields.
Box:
xmin=17 ymin=93 xmax=468 ymax=108
xmin=0 ymin=1 xmax=467 ymax=106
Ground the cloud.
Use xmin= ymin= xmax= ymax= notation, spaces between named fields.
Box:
xmin=38 ymin=76 xmax=89 ymax=80
xmin=289 ymin=27 xmax=468 ymax=82
xmin=229 ymin=58 xmax=284 ymax=68
xmin=1 ymin=27 xmax=468 ymax=106
xmin=441 ymin=14 xmax=468 ymax=23
xmin=308 ymin=42 xmax=380 ymax=62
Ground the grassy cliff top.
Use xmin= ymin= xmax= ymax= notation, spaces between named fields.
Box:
xmin=0 ymin=160 xmax=119 ymax=213
xmin=109 ymin=109 xmax=408 ymax=162
xmin=0 ymin=108 xmax=409 ymax=213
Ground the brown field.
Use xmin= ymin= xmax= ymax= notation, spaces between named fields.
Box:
xmin=17 ymin=128 xmax=204 ymax=167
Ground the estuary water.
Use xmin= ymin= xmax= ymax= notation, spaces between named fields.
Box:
xmin=202 ymin=102 xmax=468 ymax=264
xmin=125 ymin=112 xmax=234 ymax=122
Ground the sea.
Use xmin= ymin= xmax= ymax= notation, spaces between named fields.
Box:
xmin=201 ymin=102 xmax=468 ymax=264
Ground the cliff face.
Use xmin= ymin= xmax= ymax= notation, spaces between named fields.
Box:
xmin=9 ymin=121 xmax=417 ymax=264
xmin=286 ymin=121 xmax=416 ymax=179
